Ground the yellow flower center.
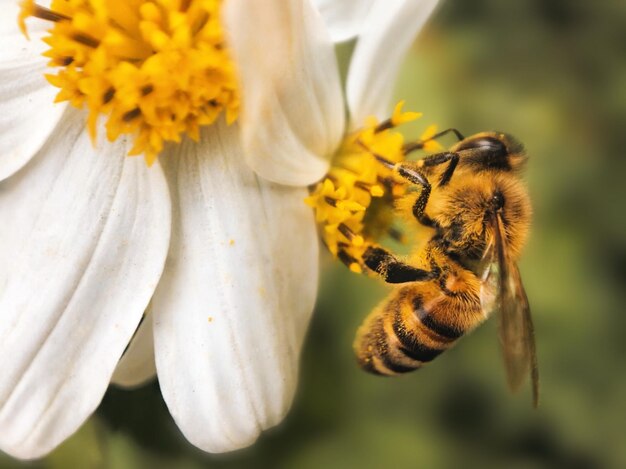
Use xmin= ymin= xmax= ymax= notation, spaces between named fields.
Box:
xmin=19 ymin=0 xmax=238 ymax=164
xmin=305 ymin=102 xmax=442 ymax=274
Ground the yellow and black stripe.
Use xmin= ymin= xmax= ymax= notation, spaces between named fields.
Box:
xmin=355 ymin=285 xmax=483 ymax=376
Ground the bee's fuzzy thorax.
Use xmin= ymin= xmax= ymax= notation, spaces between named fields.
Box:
xmin=423 ymin=172 xmax=531 ymax=265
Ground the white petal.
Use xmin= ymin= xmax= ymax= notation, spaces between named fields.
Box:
xmin=347 ymin=0 xmax=440 ymax=126
xmin=153 ymin=122 xmax=318 ymax=453
xmin=224 ymin=0 xmax=345 ymax=186
xmin=0 ymin=109 xmax=171 ymax=459
xmin=311 ymin=0 xmax=377 ymax=42
xmin=111 ymin=309 xmax=157 ymax=389
xmin=0 ymin=0 xmax=66 ymax=181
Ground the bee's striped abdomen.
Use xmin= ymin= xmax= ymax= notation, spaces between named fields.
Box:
xmin=354 ymin=297 xmax=415 ymax=376
xmin=355 ymin=287 xmax=483 ymax=376
xmin=391 ymin=299 xmax=449 ymax=364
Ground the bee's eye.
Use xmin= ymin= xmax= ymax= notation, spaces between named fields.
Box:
xmin=457 ymin=137 xmax=507 ymax=157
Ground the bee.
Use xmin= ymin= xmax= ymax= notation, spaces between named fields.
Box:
xmin=355 ymin=131 xmax=539 ymax=406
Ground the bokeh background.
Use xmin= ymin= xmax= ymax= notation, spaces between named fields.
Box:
xmin=3 ymin=0 xmax=625 ymax=467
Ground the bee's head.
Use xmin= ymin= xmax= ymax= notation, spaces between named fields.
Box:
xmin=452 ymin=131 xmax=527 ymax=173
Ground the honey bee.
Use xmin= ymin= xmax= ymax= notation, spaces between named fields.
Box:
xmin=355 ymin=131 xmax=538 ymax=406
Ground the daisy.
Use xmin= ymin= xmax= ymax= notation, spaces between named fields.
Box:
xmin=0 ymin=0 xmax=318 ymax=459
xmin=0 ymin=0 xmax=438 ymax=461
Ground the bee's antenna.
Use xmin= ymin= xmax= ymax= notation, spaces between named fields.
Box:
xmin=403 ymin=128 xmax=465 ymax=154
xmin=373 ymin=154 xmax=395 ymax=170
xmin=356 ymin=139 xmax=396 ymax=170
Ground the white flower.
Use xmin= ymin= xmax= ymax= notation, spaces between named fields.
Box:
xmin=0 ymin=0 xmax=317 ymax=459
xmin=0 ymin=0 xmax=438 ymax=460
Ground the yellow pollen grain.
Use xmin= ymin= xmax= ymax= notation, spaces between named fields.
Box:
xmin=308 ymin=102 xmax=440 ymax=274
xmin=19 ymin=0 xmax=239 ymax=164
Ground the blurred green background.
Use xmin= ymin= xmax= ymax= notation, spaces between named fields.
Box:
xmin=3 ymin=0 xmax=626 ymax=467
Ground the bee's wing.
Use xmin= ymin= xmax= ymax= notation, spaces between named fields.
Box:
xmin=479 ymin=238 xmax=499 ymax=317
xmin=481 ymin=213 xmax=539 ymax=408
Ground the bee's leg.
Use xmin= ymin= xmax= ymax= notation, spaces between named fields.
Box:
xmin=373 ymin=154 xmax=448 ymax=225
xmin=403 ymin=151 xmax=461 ymax=187
xmin=422 ymin=152 xmax=460 ymax=187
xmin=393 ymin=163 xmax=439 ymax=229
xmin=363 ymin=246 xmax=437 ymax=284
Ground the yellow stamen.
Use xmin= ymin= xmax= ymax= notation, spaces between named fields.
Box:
xmin=391 ymin=100 xmax=422 ymax=126
xmin=308 ymin=102 xmax=439 ymax=274
xmin=18 ymin=0 xmax=35 ymax=38
xmin=19 ymin=0 xmax=239 ymax=164
xmin=420 ymin=124 xmax=444 ymax=152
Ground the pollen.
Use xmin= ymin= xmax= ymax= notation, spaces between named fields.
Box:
xmin=19 ymin=0 xmax=239 ymax=164
xmin=306 ymin=102 xmax=441 ymax=273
